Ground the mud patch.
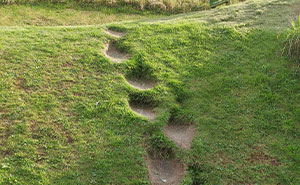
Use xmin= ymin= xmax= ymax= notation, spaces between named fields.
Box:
xmin=129 ymin=102 xmax=156 ymax=121
xmin=104 ymin=29 xmax=126 ymax=38
xmin=147 ymin=157 xmax=185 ymax=185
xmin=103 ymin=42 xmax=128 ymax=63
xmin=127 ymin=78 xmax=155 ymax=90
xmin=163 ymin=124 xmax=195 ymax=150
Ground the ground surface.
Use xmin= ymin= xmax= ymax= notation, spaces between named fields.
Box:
xmin=0 ymin=0 xmax=300 ymax=184
xmin=0 ymin=1 xmax=163 ymax=26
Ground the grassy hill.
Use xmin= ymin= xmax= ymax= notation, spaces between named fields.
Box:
xmin=0 ymin=0 xmax=300 ymax=184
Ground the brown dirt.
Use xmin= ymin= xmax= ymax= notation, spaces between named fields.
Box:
xmin=103 ymin=42 xmax=129 ymax=63
xmin=129 ymin=103 xmax=156 ymax=121
xmin=127 ymin=78 xmax=156 ymax=90
xmin=146 ymin=157 xmax=185 ymax=185
xmin=247 ymin=144 xmax=280 ymax=166
xmin=163 ymin=124 xmax=196 ymax=150
xmin=104 ymin=29 xmax=126 ymax=38
xmin=248 ymin=151 xmax=280 ymax=166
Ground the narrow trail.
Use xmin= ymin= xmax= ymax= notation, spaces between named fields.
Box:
xmin=103 ymin=28 xmax=196 ymax=185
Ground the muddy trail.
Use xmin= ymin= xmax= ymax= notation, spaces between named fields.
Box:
xmin=103 ymin=28 xmax=196 ymax=184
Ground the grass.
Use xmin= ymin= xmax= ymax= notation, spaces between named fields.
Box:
xmin=120 ymin=23 xmax=300 ymax=184
xmin=139 ymin=0 xmax=300 ymax=30
xmin=1 ymin=0 xmax=300 ymax=184
xmin=2 ymin=0 xmax=298 ymax=27
xmin=0 ymin=1 xmax=164 ymax=26
xmin=283 ymin=15 xmax=300 ymax=62
xmin=1 ymin=0 xmax=245 ymax=13
xmin=0 ymin=26 xmax=151 ymax=184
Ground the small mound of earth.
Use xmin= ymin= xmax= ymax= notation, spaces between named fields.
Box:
xmin=103 ymin=42 xmax=128 ymax=63
xmin=104 ymin=29 xmax=126 ymax=38
xmin=129 ymin=103 xmax=156 ymax=121
xmin=163 ymin=124 xmax=196 ymax=150
xmin=147 ymin=157 xmax=185 ymax=185
xmin=127 ymin=78 xmax=155 ymax=90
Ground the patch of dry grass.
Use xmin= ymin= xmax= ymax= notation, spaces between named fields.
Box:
xmin=0 ymin=0 xmax=245 ymax=12
xmin=284 ymin=15 xmax=300 ymax=62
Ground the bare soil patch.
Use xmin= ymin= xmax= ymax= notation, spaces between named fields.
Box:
xmin=129 ymin=102 xmax=156 ymax=121
xmin=146 ymin=157 xmax=185 ymax=185
xmin=103 ymin=42 xmax=129 ymax=63
xmin=163 ymin=124 xmax=195 ymax=150
xmin=127 ymin=78 xmax=156 ymax=90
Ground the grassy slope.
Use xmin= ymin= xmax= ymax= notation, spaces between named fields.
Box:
xmin=184 ymin=28 xmax=300 ymax=184
xmin=1 ymin=0 xmax=300 ymax=184
xmin=121 ymin=23 xmax=300 ymax=184
xmin=140 ymin=0 xmax=300 ymax=30
xmin=0 ymin=27 xmax=148 ymax=184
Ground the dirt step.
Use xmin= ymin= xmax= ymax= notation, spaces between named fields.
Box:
xmin=163 ymin=124 xmax=196 ymax=150
xmin=104 ymin=29 xmax=126 ymax=38
xmin=103 ymin=42 xmax=129 ymax=63
xmin=129 ymin=103 xmax=156 ymax=121
xmin=147 ymin=157 xmax=185 ymax=185
xmin=127 ymin=78 xmax=155 ymax=90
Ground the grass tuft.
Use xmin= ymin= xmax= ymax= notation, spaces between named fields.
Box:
xmin=283 ymin=15 xmax=300 ymax=62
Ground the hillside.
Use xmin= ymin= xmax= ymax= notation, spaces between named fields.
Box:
xmin=0 ymin=0 xmax=300 ymax=184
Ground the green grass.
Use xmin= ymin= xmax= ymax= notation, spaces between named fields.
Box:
xmin=1 ymin=0 xmax=300 ymax=184
xmin=1 ymin=22 xmax=300 ymax=185
xmin=283 ymin=15 xmax=300 ymax=62
xmin=0 ymin=26 xmax=151 ymax=184
xmin=120 ymin=23 xmax=300 ymax=184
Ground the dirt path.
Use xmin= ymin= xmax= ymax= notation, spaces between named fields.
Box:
xmin=103 ymin=28 xmax=196 ymax=185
